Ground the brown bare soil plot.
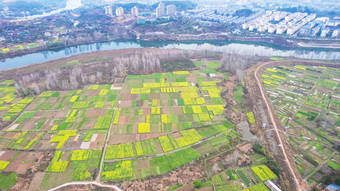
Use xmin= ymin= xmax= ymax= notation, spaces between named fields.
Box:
xmin=172 ymin=107 xmax=181 ymax=115
xmin=108 ymin=134 xmax=136 ymax=145
xmin=5 ymin=152 xmax=42 ymax=174
xmin=25 ymin=103 xmax=39 ymax=111
xmin=149 ymin=93 xmax=159 ymax=100
xmin=21 ymin=121 xmax=36 ymax=131
xmin=89 ymin=134 xmax=105 ymax=149
xmin=138 ymin=132 xmax=169 ymax=141
xmin=45 ymin=97 xmax=58 ymax=103
xmin=122 ymin=94 xmax=138 ymax=101
xmin=120 ymin=101 xmax=132 ymax=108
xmin=143 ymin=108 xmax=151 ymax=115
xmin=162 ymin=107 xmax=170 ymax=114
xmin=172 ymin=124 xmax=179 ymax=133
xmin=55 ymin=110 xmax=68 ymax=118
xmin=0 ymin=150 xmax=17 ymax=161
xmin=79 ymin=117 xmax=97 ymax=130
xmin=85 ymin=109 xmax=106 ymax=117
xmin=28 ymin=172 xmax=45 ymax=191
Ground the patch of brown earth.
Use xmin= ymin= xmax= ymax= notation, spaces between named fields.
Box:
xmin=143 ymin=108 xmax=151 ymax=115
xmin=138 ymin=132 xmax=169 ymax=141
xmin=122 ymin=94 xmax=138 ymax=101
xmin=0 ymin=150 xmax=17 ymax=161
xmin=120 ymin=101 xmax=132 ymax=108
xmin=172 ymin=124 xmax=178 ymax=132
xmin=45 ymin=97 xmax=58 ymax=103
xmin=118 ymin=116 xmax=126 ymax=124
xmin=149 ymin=93 xmax=159 ymax=100
xmin=108 ymin=134 xmax=137 ymax=145
xmin=5 ymin=152 xmax=43 ymax=174
xmin=55 ymin=110 xmax=69 ymax=118
xmin=25 ymin=103 xmax=38 ymax=111
xmin=89 ymin=134 xmax=105 ymax=149
xmin=20 ymin=121 xmax=36 ymax=131
xmin=85 ymin=109 xmax=107 ymax=117
xmin=28 ymin=172 xmax=45 ymax=191
xmin=162 ymin=107 xmax=170 ymax=114
xmin=172 ymin=131 xmax=182 ymax=139
xmin=173 ymin=107 xmax=181 ymax=115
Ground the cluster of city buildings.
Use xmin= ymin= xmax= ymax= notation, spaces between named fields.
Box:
xmin=104 ymin=3 xmax=176 ymax=19
xmin=156 ymin=3 xmax=176 ymax=18
xmin=183 ymin=7 xmax=339 ymax=38
xmin=242 ymin=11 xmax=339 ymax=37
xmin=102 ymin=3 xmax=339 ymax=39
xmin=185 ymin=8 xmax=265 ymax=24
xmin=104 ymin=5 xmax=138 ymax=17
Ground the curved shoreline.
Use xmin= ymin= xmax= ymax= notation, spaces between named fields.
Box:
xmin=1 ymin=37 xmax=339 ymax=61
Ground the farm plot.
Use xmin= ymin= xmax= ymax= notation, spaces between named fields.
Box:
xmin=0 ymin=66 xmax=237 ymax=189
xmin=251 ymin=165 xmax=277 ymax=181
xmin=236 ymin=168 xmax=261 ymax=187
xmin=102 ymin=147 xmax=201 ymax=181
xmin=104 ymin=143 xmax=135 ymax=160
xmin=262 ymin=65 xmax=340 ymax=185
xmin=110 ymin=70 xmax=226 ymax=138
xmin=41 ymin=149 xmax=102 ymax=190
xmin=102 ymin=160 xmax=133 ymax=180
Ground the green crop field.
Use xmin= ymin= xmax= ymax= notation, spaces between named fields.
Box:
xmin=262 ymin=65 xmax=340 ymax=185
xmin=0 ymin=62 xmax=252 ymax=190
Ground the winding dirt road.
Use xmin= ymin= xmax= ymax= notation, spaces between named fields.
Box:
xmin=254 ymin=61 xmax=301 ymax=191
xmin=249 ymin=59 xmax=340 ymax=191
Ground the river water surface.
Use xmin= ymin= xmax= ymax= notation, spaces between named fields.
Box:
xmin=0 ymin=40 xmax=339 ymax=71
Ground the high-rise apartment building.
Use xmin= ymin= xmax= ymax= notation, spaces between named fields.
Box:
xmin=156 ymin=3 xmax=165 ymax=18
xmin=104 ymin=6 xmax=113 ymax=16
xmin=116 ymin=7 xmax=124 ymax=17
xmin=166 ymin=5 xmax=176 ymax=16
xmin=131 ymin=6 xmax=138 ymax=17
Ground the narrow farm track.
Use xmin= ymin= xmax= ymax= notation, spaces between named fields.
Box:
xmin=96 ymin=106 xmax=119 ymax=182
xmin=247 ymin=59 xmax=340 ymax=191
xmin=254 ymin=62 xmax=301 ymax=191
xmin=104 ymin=129 xmax=232 ymax=163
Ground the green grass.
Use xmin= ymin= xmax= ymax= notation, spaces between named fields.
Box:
xmin=150 ymin=155 xmax=172 ymax=174
xmin=166 ymin=147 xmax=201 ymax=169
xmin=270 ymin=57 xmax=286 ymax=61
xmin=0 ymin=172 xmax=17 ymax=190
xmin=250 ymin=183 xmax=270 ymax=191
xmin=83 ymin=132 xmax=93 ymax=142
xmin=226 ymin=169 xmax=239 ymax=180
xmin=212 ymin=173 xmax=226 ymax=182
xmin=234 ymin=86 xmax=243 ymax=104
xmin=327 ymin=161 xmax=340 ymax=170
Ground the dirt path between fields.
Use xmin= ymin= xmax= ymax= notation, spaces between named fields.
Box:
xmin=245 ymin=59 xmax=340 ymax=191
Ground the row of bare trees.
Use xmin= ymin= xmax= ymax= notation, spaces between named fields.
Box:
xmin=14 ymin=49 xmax=210 ymax=96
xmin=220 ymin=53 xmax=264 ymax=82
xmin=13 ymin=48 xmax=265 ymax=96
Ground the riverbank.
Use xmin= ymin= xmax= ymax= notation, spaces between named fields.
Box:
xmin=0 ymin=39 xmax=339 ymax=71
xmin=0 ymin=37 xmax=122 ymax=60
xmin=1 ymin=36 xmax=340 ymax=61
xmin=297 ymin=42 xmax=340 ymax=49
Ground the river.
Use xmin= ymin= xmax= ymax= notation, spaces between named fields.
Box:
xmin=0 ymin=40 xmax=339 ymax=71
